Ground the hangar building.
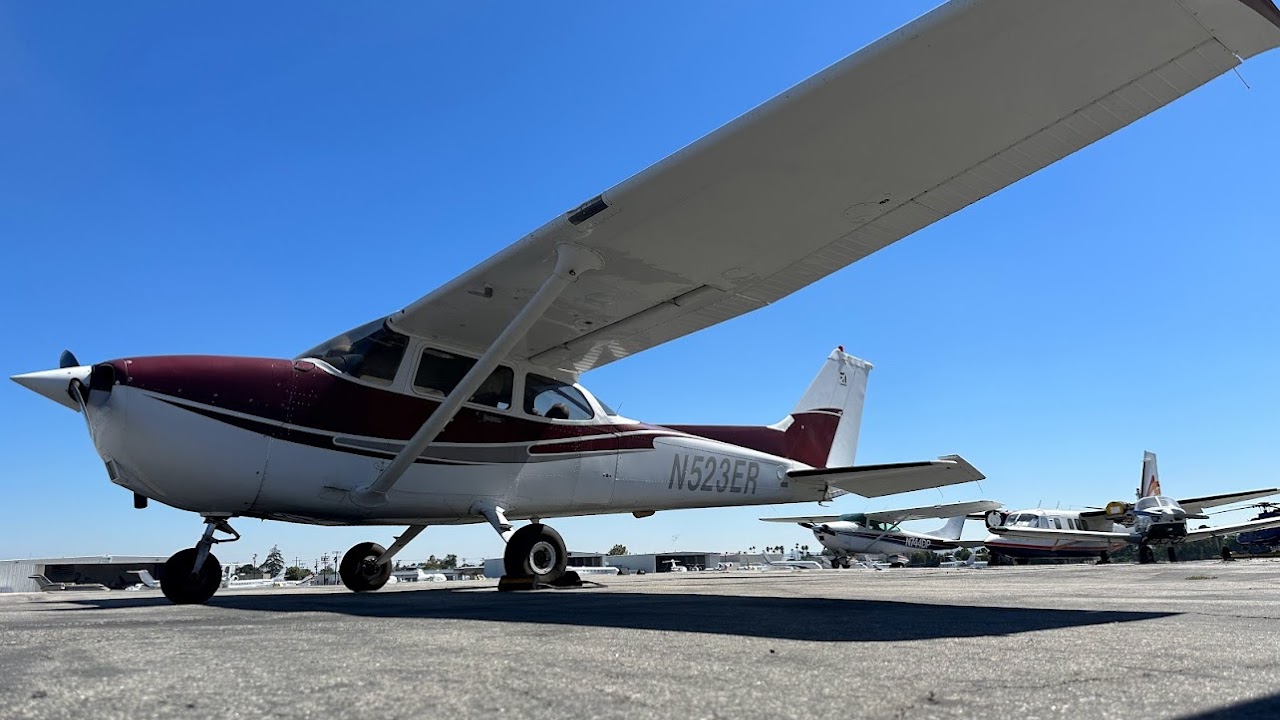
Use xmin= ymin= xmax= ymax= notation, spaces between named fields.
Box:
xmin=0 ymin=556 xmax=168 ymax=593
xmin=605 ymin=552 xmax=719 ymax=574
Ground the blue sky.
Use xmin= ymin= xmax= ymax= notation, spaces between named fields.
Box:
xmin=4 ymin=2 xmax=1279 ymax=567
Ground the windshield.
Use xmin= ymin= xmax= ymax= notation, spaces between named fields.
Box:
xmin=300 ymin=320 xmax=409 ymax=387
xmin=1135 ymin=496 xmax=1174 ymax=511
xmin=524 ymin=373 xmax=595 ymax=420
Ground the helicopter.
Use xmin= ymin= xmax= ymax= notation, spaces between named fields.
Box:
xmin=1227 ymin=503 xmax=1280 ymax=556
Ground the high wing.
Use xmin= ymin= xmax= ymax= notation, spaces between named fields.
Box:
xmin=330 ymin=1 xmax=1280 ymax=375
xmin=1184 ymin=514 xmax=1280 ymax=542
xmin=787 ymin=455 xmax=984 ymax=498
xmin=760 ymin=515 xmax=843 ymax=525
xmin=865 ymin=500 xmax=1003 ymax=524
xmin=988 ymin=526 xmax=1140 ymax=544
xmin=1178 ymin=488 xmax=1279 ymax=515
xmin=759 ymin=499 xmax=1000 ymax=525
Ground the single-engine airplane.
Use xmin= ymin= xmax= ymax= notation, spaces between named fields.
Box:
xmin=762 ymin=500 xmax=1000 ymax=568
xmin=12 ymin=1 xmax=1280 ymax=604
xmin=987 ymin=452 xmax=1280 ymax=564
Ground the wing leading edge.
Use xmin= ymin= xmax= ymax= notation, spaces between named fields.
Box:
xmin=1178 ymin=488 xmax=1280 ymax=514
xmin=760 ymin=499 xmax=1001 ymax=525
xmin=322 ymin=1 xmax=1280 ymax=375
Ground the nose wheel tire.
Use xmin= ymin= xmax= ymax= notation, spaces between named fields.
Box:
xmin=340 ymin=542 xmax=392 ymax=592
xmin=504 ymin=523 xmax=567 ymax=583
xmin=161 ymin=548 xmax=222 ymax=605
xmin=1138 ymin=544 xmax=1156 ymax=564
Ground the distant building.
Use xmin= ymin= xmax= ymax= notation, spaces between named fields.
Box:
xmin=605 ymin=552 xmax=719 ymax=574
xmin=0 ymin=556 xmax=168 ymax=593
xmin=482 ymin=550 xmax=608 ymax=579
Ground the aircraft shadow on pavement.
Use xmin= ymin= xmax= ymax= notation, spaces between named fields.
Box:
xmin=53 ymin=589 xmax=1174 ymax=643
xmin=1177 ymin=692 xmax=1280 ymax=720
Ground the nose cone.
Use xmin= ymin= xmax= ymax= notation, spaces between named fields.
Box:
xmin=11 ymin=366 xmax=91 ymax=411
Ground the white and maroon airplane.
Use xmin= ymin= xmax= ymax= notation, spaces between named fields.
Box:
xmin=12 ymin=1 xmax=1280 ymax=604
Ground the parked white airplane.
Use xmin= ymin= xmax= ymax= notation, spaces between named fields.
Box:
xmin=988 ymin=452 xmax=1280 ymax=564
xmin=762 ymin=501 xmax=1000 ymax=567
xmin=981 ymin=508 xmax=1129 ymax=565
xmin=223 ymin=568 xmax=287 ymax=589
xmin=12 ymin=1 xmax=1280 ymax=604
xmin=28 ymin=575 xmax=110 ymax=592
xmin=125 ymin=569 xmax=161 ymax=591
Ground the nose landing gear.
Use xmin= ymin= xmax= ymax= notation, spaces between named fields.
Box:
xmin=1138 ymin=543 xmax=1156 ymax=564
xmin=162 ymin=516 xmax=239 ymax=605
xmin=339 ymin=542 xmax=393 ymax=592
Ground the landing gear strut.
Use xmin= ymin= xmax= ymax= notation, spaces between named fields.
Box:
xmin=1138 ymin=543 xmax=1156 ymax=564
xmin=162 ymin=516 xmax=239 ymax=605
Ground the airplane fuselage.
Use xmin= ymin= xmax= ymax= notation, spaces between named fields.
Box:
xmin=79 ymin=355 xmax=828 ymax=525
xmin=984 ymin=509 xmax=1126 ymax=559
xmin=811 ymin=521 xmax=960 ymax=557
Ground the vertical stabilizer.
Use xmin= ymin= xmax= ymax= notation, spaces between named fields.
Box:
xmin=926 ymin=516 xmax=968 ymax=541
xmin=1140 ymin=451 xmax=1162 ymax=498
xmin=779 ymin=347 xmax=872 ymax=468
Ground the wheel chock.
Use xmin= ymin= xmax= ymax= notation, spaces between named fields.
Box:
xmin=497 ymin=570 xmax=586 ymax=592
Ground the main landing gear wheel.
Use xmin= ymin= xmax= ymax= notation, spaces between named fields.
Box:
xmin=1221 ymin=545 xmax=1234 ymax=561
xmin=1139 ymin=544 xmax=1156 ymax=564
xmin=161 ymin=548 xmax=222 ymax=605
xmin=1097 ymin=550 xmax=1110 ymax=565
xmin=340 ymin=542 xmax=392 ymax=592
xmin=1167 ymin=546 xmax=1178 ymax=563
xmin=504 ymin=523 xmax=567 ymax=583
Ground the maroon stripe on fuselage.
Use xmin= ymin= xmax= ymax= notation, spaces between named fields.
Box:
xmin=112 ymin=355 xmax=675 ymax=445
xmin=528 ymin=433 xmax=674 ymax=455
xmin=668 ymin=409 xmax=842 ymax=468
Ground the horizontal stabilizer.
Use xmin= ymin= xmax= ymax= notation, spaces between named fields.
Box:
xmin=1184 ymin=513 xmax=1280 ymax=543
xmin=788 ymin=455 xmax=984 ymax=498
xmin=1179 ymin=489 xmax=1279 ymax=515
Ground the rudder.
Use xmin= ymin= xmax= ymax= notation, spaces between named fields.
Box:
xmin=777 ymin=347 xmax=872 ymax=468
xmin=1140 ymin=451 xmax=1162 ymax=498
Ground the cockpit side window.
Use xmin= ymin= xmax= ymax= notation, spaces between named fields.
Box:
xmin=305 ymin=320 xmax=409 ymax=387
xmin=413 ymin=347 xmax=513 ymax=410
xmin=524 ymin=373 xmax=594 ymax=420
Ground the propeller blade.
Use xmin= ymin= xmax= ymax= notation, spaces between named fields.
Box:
xmin=59 ymin=350 xmax=80 ymax=369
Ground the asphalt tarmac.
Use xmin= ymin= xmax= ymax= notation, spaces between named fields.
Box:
xmin=2 ymin=560 xmax=1279 ymax=720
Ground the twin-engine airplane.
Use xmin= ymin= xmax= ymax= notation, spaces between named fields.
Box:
xmin=987 ymin=452 xmax=1280 ymax=564
xmin=13 ymin=1 xmax=1280 ymax=604
xmin=762 ymin=500 xmax=1000 ymax=567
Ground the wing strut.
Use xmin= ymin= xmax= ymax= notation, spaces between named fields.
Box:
xmin=351 ymin=243 xmax=604 ymax=507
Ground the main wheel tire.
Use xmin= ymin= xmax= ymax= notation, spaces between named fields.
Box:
xmin=1167 ymin=546 xmax=1178 ymax=563
xmin=1098 ymin=550 xmax=1110 ymax=565
xmin=340 ymin=542 xmax=392 ymax=592
xmin=1139 ymin=544 xmax=1156 ymax=564
xmin=504 ymin=524 xmax=567 ymax=583
xmin=1222 ymin=545 xmax=1234 ymax=561
xmin=161 ymin=548 xmax=222 ymax=605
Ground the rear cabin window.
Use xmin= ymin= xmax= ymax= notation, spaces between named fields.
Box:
xmin=524 ymin=373 xmax=594 ymax=420
xmin=413 ymin=348 xmax=513 ymax=410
